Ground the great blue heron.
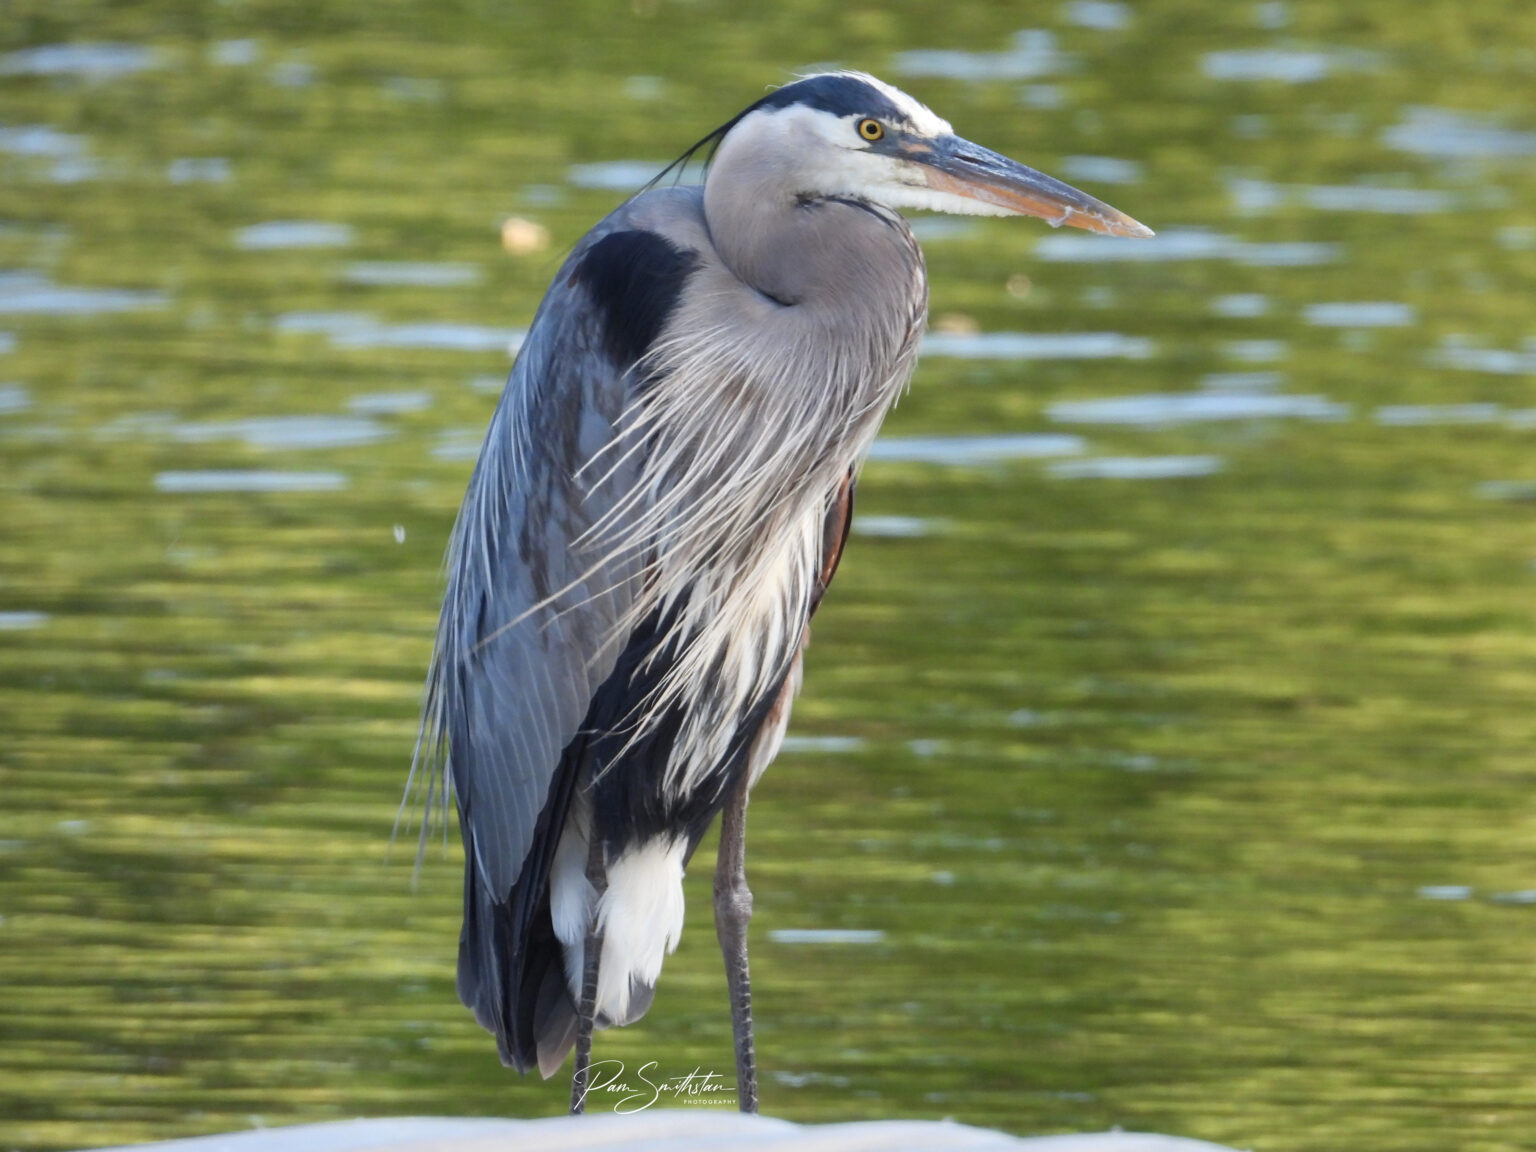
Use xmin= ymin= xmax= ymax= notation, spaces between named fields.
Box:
xmin=413 ymin=71 xmax=1150 ymax=1115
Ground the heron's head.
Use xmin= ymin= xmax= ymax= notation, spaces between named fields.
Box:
xmin=707 ymin=72 xmax=1151 ymax=239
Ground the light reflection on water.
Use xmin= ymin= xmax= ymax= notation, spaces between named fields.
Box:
xmin=0 ymin=42 xmax=159 ymax=79
xmin=866 ymin=433 xmax=1085 ymax=465
xmin=152 ymin=470 xmax=350 ymax=493
xmin=0 ymin=271 xmax=165 ymax=315
xmin=894 ymin=30 xmax=1073 ymax=82
xmin=1228 ymin=178 xmax=1454 ymax=216
xmin=342 ymin=263 xmax=482 ymax=288
xmin=1383 ymin=106 xmax=1536 ymax=158
xmin=168 ymin=416 xmax=392 ymax=450
xmin=234 ymin=221 xmax=355 ymax=250
xmin=566 ymin=161 xmax=669 ymax=190
xmin=1303 ymin=301 xmax=1415 ymax=328
xmin=0 ymin=125 xmax=87 ymax=157
xmin=1033 ymin=227 xmax=1339 ymax=265
xmin=1200 ymin=47 xmax=1378 ymax=83
xmin=920 ymin=331 xmax=1152 ymax=359
xmin=1045 ymin=455 xmax=1224 ymax=480
xmin=331 ymin=322 xmax=524 ymax=353
xmin=1047 ymin=391 xmax=1347 ymax=426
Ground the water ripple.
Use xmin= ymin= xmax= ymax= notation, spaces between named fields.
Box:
xmin=1048 ymin=455 xmax=1224 ymax=479
xmin=0 ymin=126 xmax=88 ymax=158
xmin=331 ymin=322 xmax=524 ymax=353
xmin=0 ymin=42 xmax=159 ymax=80
xmin=1303 ymin=301 xmax=1416 ymax=328
xmin=922 ymin=331 xmax=1153 ymax=359
xmin=768 ymin=929 xmax=886 ymax=945
xmin=342 ymin=262 xmax=481 ymax=287
xmin=868 ymin=434 xmax=1086 ymax=466
xmin=154 ymin=470 xmax=349 ymax=493
xmin=234 ymin=221 xmax=355 ymax=250
xmin=1048 ymin=391 xmax=1347 ymax=425
xmin=1384 ymin=106 xmax=1536 ymax=159
xmin=0 ymin=383 xmax=30 ymax=413
xmin=1230 ymin=177 xmax=1453 ymax=215
xmin=170 ymin=416 xmax=390 ymax=449
xmin=1035 ymin=227 xmax=1338 ymax=265
xmin=566 ymin=161 xmax=666 ymax=190
xmin=0 ymin=271 xmax=166 ymax=315
xmin=1202 ymin=48 xmax=1377 ymax=83
xmin=895 ymin=30 xmax=1074 ymax=81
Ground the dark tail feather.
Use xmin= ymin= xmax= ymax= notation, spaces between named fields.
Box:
xmin=533 ymin=960 xmax=578 ymax=1078
xmin=456 ymin=747 xmax=584 ymax=1074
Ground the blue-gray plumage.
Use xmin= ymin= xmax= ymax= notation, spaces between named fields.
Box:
xmin=411 ymin=71 xmax=1151 ymax=1114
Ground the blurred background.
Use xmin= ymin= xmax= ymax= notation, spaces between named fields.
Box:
xmin=2 ymin=2 xmax=1534 ymax=1150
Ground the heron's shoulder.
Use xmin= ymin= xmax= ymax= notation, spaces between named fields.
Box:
xmin=594 ymin=184 xmax=709 ymax=249
xmin=565 ymin=188 xmax=710 ymax=368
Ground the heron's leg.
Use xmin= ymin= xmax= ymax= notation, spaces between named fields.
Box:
xmin=714 ymin=767 xmax=758 ymax=1114
xmin=570 ymin=830 xmax=606 ymax=1115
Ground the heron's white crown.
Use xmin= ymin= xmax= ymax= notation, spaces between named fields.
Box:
xmin=717 ymin=73 xmax=1027 ymax=219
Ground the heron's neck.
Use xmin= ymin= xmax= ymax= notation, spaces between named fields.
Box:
xmin=703 ymin=157 xmax=922 ymax=315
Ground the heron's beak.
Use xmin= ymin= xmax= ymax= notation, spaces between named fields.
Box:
xmin=911 ymin=134 xmax=1153 ymax=238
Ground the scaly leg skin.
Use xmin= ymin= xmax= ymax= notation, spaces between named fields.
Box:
xmin=714 ymin=769 xmax=758 ymax=1114
xmin=570 ymin=832 xmax=606 ymax=1115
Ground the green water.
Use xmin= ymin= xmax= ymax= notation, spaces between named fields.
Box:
xmin=2 ymin=3 xmax=1534 ymax=1150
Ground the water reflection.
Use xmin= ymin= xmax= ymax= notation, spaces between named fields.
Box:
xmin=0 ymin=125 xmax=86 ymax=157
xmin=769 ymin=929 xmax=887 ymax=945
xmin=1048 ymin=391 xmax=1347 ymax=426
xmin=851 ymin=515 xmax=943 ymax=538
xmin=347 ymin=391 xmax=434 ymax=415
xmin=1046 ymin=455 xmax=1224 ymax=479
xmin=895 ymin=30 xmax=1072 ymax=82
xmin=920 ymin=331 xmax=1152 ymax=359
xmin=1434 ymin=339 xmax=1536 ymax=375
xmin=0 ymin=271 xmax=165 ymax=315
xmin=1384 ymin=106 xmax=1536 ymax=158
xmin=330 ymin=321 xmax=523 ymax=353
xmin=778 ymin=735 xmax=867 ymax=755
xmin=867 ymin=433 xmax=1085 ymax=465
xmin=210 ymin=40 xmax=262 ymax=67
xmin=275 ymin=309 xmax=524 ymax=353
xmin=1223 ymin=339 xmax=1288 ymax=362
xmin=342 ymin=263 xmax=481 ymax=287
xmin=1034 ymin=227 xmax=1339 ymax=265
xmin=167 ymin=158 xmax=231 ymax=184
xmin=1374 ymin=403 xmax=1505 ymax=426
xmin=567 ymin=161 xmax=668 ymax=190
xmin=234 ymin=221 xmax=355 ymax=250
xmin=0 ymin=610 xmax=48 ymax=629
xmin=1058 ymin=155 xmax=1142 ymax=186
xmin=1229 ymin=178 xmax=1453 ymax=216
xmin=0 ymin=42 xmax=159 ymax=79
xmin=1062 ymin=1 xmax=1130 ymax=31
xmin=1210 ymin=294 xmax=1269 ymax=318
xmin=1201 ymin=47 xmax=1378 ymax=83
xmin=152 ymin=470 xmax=349 ymax=493
xmin=1302 ymin=301 xmax=1415 ymax=327
xmin=169 ymin=416 xmax=391 ymax=450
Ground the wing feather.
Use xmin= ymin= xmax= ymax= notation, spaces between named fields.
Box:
xmin=411 ymin=197 xmax=705 ymax=1067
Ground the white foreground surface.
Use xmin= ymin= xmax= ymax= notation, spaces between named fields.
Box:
xmin=76 ymin=1114 xmax=1247 ymax=1152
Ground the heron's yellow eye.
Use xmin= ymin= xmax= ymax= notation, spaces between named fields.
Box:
xmin=857 ymin=118 xmax=884 ymax=142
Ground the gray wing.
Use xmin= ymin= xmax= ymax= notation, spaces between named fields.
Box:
xmin=412 ymin=188 xmax=705 ymax=1064
xmin=425 ymin=239 xmax=637 ymax=903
